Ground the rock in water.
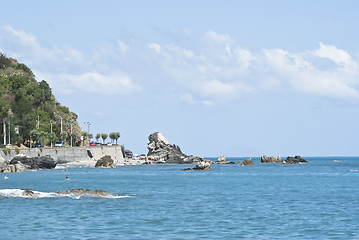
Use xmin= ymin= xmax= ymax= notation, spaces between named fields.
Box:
xmin=285 ymin=156 xmax=308 ymax=164
xmin=95 ymin=155 xmax=116 ymax=168
xmin=9 ymin=155 xmax=56 ymax=169
xmin=261 ymin=155 xmax=282 ymax=163
xmin=242 ymin=158 xmax=254 ymax=166
xmin=216 ymin=155 xmax=229 ymax=164
xmin=22 ymin=189 xmax=39 ymax=197
xmin=147 ymin=132 xmax=203 ymax=164
xmin=193 ymin=161 xmax=211 ymax=170
xmin=56 ymin=189 xmax=110 ymax=197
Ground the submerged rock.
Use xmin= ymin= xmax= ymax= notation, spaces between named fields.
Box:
xmin=242 ymin=158 xmax=254 ymax=166
xmin=285 ymin=156 xmax=308 ymax=164
xmin=261 ymin=155 xmax=282 ymax=163
xmin=55 ymin=189 xmax=110 ymax=197
xmin=22 ymin=189 xmax=39 ymax=198
xmin=95 ymin=155 xmax=115 ymax=168
xmin=147 ymin=132 xmax=203 ymax=164
xmin=10 ymin=155 xmax=56 ymax=169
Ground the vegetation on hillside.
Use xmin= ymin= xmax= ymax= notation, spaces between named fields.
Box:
xmin=0 ymin=52 xmax=81 ymax=147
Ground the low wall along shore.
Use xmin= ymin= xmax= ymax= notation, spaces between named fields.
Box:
xmin=0 ymin=145 xmax=125 ymax=165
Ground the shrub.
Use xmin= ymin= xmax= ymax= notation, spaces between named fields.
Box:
xmin=15 ymin=146 xmax=20 ymax=154
xmin=2 ymin=147 xmax=7 ymax=155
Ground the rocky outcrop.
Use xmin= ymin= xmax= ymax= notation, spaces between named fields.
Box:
xmin=285 ymin=156 xmax=308 ymax=164
xmin=242 ymin=158 xmax=254 ymax=166
xmin=55 ymin=189 xmax=110 ymax=197
xmin=0 ymin=161 xmax=27 ymax=173
xmin=182 ymin=161 xmax=211 ymax=171
xmin=147 ymin=132 xmax=203 ymax=164
xmin=10 ymin=154 xmax=56 ymax=169
xmin=261 ymin=155 xmax=282 ymax=163
xmin=95 ymin=155 xmax=115 ymax=168
xmin=216 ymin=155 xmax=229 ymax=164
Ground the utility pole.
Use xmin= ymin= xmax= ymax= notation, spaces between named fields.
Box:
xmin=60 ymin=116 xmax=63 ymax=133
xmin=8 ymin=119 xmax=10 ymax=146
xmin=37 ymin=115 xmax=39 ymax=129
xmin=84 ymin=122 xmax=90 ymax=148
xmin=50 ymin=120 xmax=53 ymax=148
xmin=3 ymin=119 xmax=6 ymax=145
xmin=70 ymin=123 xmax=73 ymax=148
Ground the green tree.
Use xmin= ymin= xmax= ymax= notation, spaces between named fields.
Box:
xmin=114 ymin=132 xmax=120 ymax=144
xmin=109 ymin=132 xmax=116 ymax=143
xmin=60 ymin=131 xmax=68 ymax=143
xmin=101 ymin=133 xmax=108 ymax=144
xmin=81 ymin=131 xmax=88 ymax=146
xmin=70 ymin=132 xmax=78 ymax=146
xmin=30 ymin=129 xmax=40 ymax=146
xmin=48 ymin=132 xmax=56 ymax=147
xmin=95 ymin=133 xmax=100 ymax=143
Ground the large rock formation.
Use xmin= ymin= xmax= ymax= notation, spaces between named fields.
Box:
xmin=285 ymin=156 xmax=308 ymax=164
xmin=9 ymin=155 xmax=56 ymax=169
xmin=147 ymin=132 xmax=203 ymax=164
xmin=261 ymin=155 xmax=282 ymax=163
xmin=95 ymin=155 xmax=115 ymax=168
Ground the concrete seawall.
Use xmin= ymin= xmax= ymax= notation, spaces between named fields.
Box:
xmin=0 ymin=146 xmax=125 ymax=165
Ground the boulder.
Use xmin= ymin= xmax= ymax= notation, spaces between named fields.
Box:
xmin=95 ymin=155 xmax=115 ymax=168
xmin=193 ymin=161 xmax=211 ymax=171
xmin=55 ymin=188 xmax=110 ymax=197
xmin=10 ymin=155 xmax=56 ymax=169
xmin=285 ymin=156 xmax=308 ymax=164
xmin=261 ymin=155 xmax=282 ymax=163
xmin=216 ymin=155 xmax=229 ymax=164
xmin=147 ymin=132 xmax=203 ymax=164
xmin=0 ymin=161 xmax=27 ymax=173
xmin=242 ymin=158 xmax=254 ymax=166
xmin=181 ymin=161 xmax=211 ymax=171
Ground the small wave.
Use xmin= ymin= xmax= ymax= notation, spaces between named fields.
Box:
xmin=0 ymin=189 xmax=131 ymax=199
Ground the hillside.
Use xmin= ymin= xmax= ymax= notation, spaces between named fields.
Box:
xmin=0 ymin=53 xmax=81 ymax=147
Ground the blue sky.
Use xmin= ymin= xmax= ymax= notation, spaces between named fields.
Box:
xmin=1 ymin=0 xmax=359 ymax=157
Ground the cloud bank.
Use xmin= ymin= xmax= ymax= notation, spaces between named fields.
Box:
xmin=1 ymin=26 xmax=359 ymax=104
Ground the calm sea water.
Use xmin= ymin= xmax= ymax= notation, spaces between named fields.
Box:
xmin=1 ymin=157 xmax=358 ymax=239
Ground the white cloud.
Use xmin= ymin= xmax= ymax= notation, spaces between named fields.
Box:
xmin=147 ymin=43 xmax=161 ymax=54
xmin=35 ymin=70 xmax=141 ymax=95
xmin=313 ymin=42 xmax=352 ymax=65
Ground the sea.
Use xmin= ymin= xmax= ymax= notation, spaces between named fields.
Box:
xmin=0 ymin=157 xmax=358 ymax=239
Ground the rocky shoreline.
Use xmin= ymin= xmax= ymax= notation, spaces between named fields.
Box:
xmin=0 ymin=132 xmax=309 ymax=172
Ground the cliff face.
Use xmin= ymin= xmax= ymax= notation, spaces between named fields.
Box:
xmin=147 ymin=132 xmax=203 ymax=164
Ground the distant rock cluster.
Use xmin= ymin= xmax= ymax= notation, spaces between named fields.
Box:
xmin=261 ymin=155 xmax=308 ymax=164
xmin=147 ymin=132 xmax=203 ymax=164
xmin=0 ymin=154 xmax=56 ymax=172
